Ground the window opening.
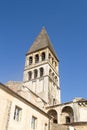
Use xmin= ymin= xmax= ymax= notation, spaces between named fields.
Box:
xmin=40 ymin=67 xmax=44 ymax=77
xmin=66 ymin=116 xmax=70 ymax=124
xmin=34 ymin=69 xmax=38 ymax=79
xmin=35 ymin=54 xmax=39 ymax=63
xmin=52 ymin=73 xmax=54 ymax=80
xmin=53 ymin=119 xmax=57 ymax=123
xmin=49 ymin=69 xmax=52 ymax=76
xmin=52 ymin=58 xmax=54 ymax=64
xmin=29 ymin=56 xmax=33 ymax=65
xmin=28 ymin=71 xmax=32 ymax=80
xmin=49 ymin=53 xmax=51 ymax=59
xmin=44 ymin=123 xmax=47 ymax=130
xmin=42 ymin=52 xmax=45 ymax=61
xmin=31 ymin=116 xmax=37 ymax=130
xmin=55 ymin=76 xmax=57 ymax=84
xmin=14 ymin=106 xmax=22 ymax=121
xmin=53 ymin=98 xmax=56 ymax=105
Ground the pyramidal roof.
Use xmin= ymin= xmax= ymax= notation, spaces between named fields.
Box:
xmin=27 ymin=27 xmax=58 ymax=60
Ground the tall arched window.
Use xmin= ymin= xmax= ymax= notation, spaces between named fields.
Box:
xmin=42 ymin=52 xmax=45 ymax=61
xmin=55 ymin=62 xmax=57 ymax=67
xmin=35 ymin=54 xmax=39 ymax=63
xmin=52 ymin=58 xmax=54 ymax=64
xmin=34 ymin=69 xmax=38 ymax=79
xmin=40 ymin=67 xmax=44 ymax=77
xmin=28 ymin=71 xmax=32 ymax=80
xmin=52 ymin=73 xmax=54 ymax=80
xmin=29 ymin=56 xmax=33 ymax=65
xmin=49 ymin=69 xmax=52 ymax=76
xmin=49 ymin=53 xmax=51 ymax=60
xmin=55 ymin=76 xmax=57 ymax=84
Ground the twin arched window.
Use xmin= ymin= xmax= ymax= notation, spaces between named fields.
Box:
xmin=28 ymin=67 xmax=44 ymax=81
xmin=29 ymin=52 xmax=45 ymax=65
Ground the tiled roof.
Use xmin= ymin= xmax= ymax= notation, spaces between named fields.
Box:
xmin=26 ymin=28 xmax=58 ymax=60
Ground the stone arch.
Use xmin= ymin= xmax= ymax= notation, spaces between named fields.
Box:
xmin=61 ymin=106 xmax=74 ymax=124
xmin=47 ymin=109 xmax=58 ymax=124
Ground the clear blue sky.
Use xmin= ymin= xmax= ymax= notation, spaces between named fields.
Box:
xmin=0 ymin=0 xmax=87 ymax=103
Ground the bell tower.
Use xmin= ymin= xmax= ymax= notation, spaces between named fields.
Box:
xmin=23 ymin=28 xmax=60 ymax=105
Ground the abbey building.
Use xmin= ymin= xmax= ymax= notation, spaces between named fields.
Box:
xmin=0 ymin=28 xmax=87 ymax=130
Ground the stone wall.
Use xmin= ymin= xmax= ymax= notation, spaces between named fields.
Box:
xmin=0 ymin=84 xmax=50 ymax=130
xmin=50 ymin=123 xmax=69 ymax=130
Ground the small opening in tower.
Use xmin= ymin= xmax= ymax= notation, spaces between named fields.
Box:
xmin=55 ymin=62 xmax=57 ymax=67
xmin=28 ymin=71 xmax=32 ymax=80
xmin=42 ymin=52 xmax=45 ymax=61
xmin=34 ymin=69 xmax=38 ymax=79
xmin=35 ymin=54 xmax=39 ymax=63
xmin=40 ymin=67 xmax=44 ymax=77
xmin=29 ymin=56 xmax=33 ymax=65
xmin=49 ymin=69 xmax=52 ymax=77
xmin=53 ymin=98 xmax=56 ymax=105
xmin=52 ymin=73 xmax=54 ymax=80
xmin=55 ymin=76 xmax=57 ymax=84
xmin=52 ymin=58 xmax=54 ymax=64
xmin=49 ymin=53 xmax=51 ymax=60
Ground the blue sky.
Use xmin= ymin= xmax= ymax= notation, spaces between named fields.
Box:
xmin=0 ymin=0 xmax=87 ymax=103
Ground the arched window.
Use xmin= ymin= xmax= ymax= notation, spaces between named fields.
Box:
xmin=42 ymin=52 xmax=45 ymax=61
xmin=52 ymin=73 xmax=54 ymax=80
xmin=55 ymin=76 xmax=57 ymax=84
xmin=52 ymin=58 xmax=54 ymax=64
xmin=28 ymin=71 xmax=32 ymax=80
xmin=55 ymin=62 xmax=57 ymax=67
xmin=35 ymin=54 xmax=39 ymax=63
xmin=49 ymin=69 xmax=52 ymax=76
xmin=49 ymin=53 xmax=51 ymax=60
xmin=40 ymin=67 xmax=44 ymax=77
xmin=53 ymin=98 xmax=56 ymax=105
xmin=29 ymin=56 xmax=33 ymax=65
xmin=48 ymin=109 xmax=58 ymax=124
xmin=66 ymin=116 xmax=70 ymax=124
xmin=62 ymin=106 xmax=74 ymax=124
xmin=34 ymin=69 xmax=38 ymax=79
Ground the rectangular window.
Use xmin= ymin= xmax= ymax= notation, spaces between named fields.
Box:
xmin=31 ymin=116 xmax=37 ymax=130
xmin=44 ymin=123 xmax=47 ymax=130
xmin=14 ymin=106 xmax=22 ymax=121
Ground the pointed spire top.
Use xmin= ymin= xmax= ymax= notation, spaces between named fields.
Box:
xmin=27 ymin=28 xmax=58 ymax=60
xmin=40 ymin=26 xmax=47 ymax=34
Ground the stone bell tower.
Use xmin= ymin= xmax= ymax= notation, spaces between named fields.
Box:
xmin=23 ymin=28 xmax=60 ymax=105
